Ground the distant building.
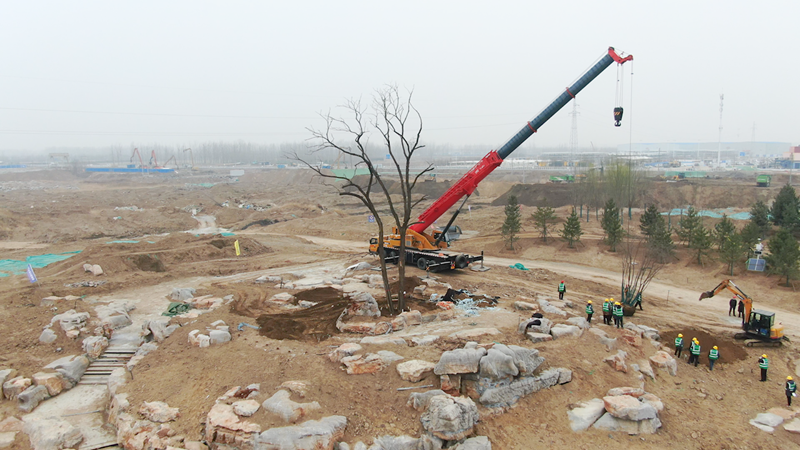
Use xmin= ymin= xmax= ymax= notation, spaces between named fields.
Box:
xmin=617 ymin=142 xmax=793 ymax=159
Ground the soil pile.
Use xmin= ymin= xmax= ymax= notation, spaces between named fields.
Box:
xmin=255 ymin=287 xmax=347 ymax=341
xmin=491 ymin=183 xmax=577 ymax=207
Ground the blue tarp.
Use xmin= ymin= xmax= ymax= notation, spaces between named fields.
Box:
xmin=662 ymin=208 xmax=751 ymax=220
xmin=0 ymin=251 xmax=82 ymax=276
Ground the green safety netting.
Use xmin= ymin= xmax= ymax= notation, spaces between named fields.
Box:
xmin=0 ymin=251 xmax=82 ymax=276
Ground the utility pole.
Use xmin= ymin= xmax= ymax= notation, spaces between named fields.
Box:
xmin=717 ymin=94 xmax=724 ymax=168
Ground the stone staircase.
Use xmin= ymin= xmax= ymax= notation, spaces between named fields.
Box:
xmin=78 ymin=347 xmax=137 ymax=386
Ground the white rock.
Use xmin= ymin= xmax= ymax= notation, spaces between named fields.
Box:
xmin=39 ymin=328 xmax=57 ymax=344
xmin=232 ymin=399 xmax=260 ymax=417
xmin=567 ymin=398 xmax=606 ymax=432
xmin=753 ymin=412 xmax=784 ymax=428
xmin=22 ymin=417 xmax=83 ymax=450
xmin=411 ymin=335 xmax=439 ymax=346
xmin=139 ymin=401 xmax=180 ymax=422
xmin=396 ymin=360 xmax=436 ymax=382
xmin=750 ymin=420 xmax=774 ymax=433
xmin=376 ymin=350 xmax=404 ymax=364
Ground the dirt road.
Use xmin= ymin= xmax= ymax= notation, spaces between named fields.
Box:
xmin=280 ymin=234 xmax=800 ymax=341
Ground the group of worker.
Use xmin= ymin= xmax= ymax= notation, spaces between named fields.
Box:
xmin=584 ymin=298 xmax=624 ymax=327
xmin=673 ymin=336 xmax=797 ymax=406
xmin=673 ymin=334 xmax=719 ymax=369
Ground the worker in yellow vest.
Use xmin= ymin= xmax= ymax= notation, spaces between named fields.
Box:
xmin=708 ymin=345 xmax=719 ymax=371
xmin=585 ymin=300 xmax=594 ymax=324
xmin=786 ymin=376 xmax=797 ymax=407
xmin=758 ymin=354 xmax=769 ymax=382
xmin=602 ymin=298 xmax=612 ymax=325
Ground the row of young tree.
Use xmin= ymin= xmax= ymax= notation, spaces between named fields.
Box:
xmin=502 ymin=184 xmax=800 ymax=286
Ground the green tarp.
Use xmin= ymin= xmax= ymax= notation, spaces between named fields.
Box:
xmin=162 ymin=302 xmax=191 ymax=317
xmin=509 ymin=263 xmax=529 ymax=271
xmin=0 ymin=251 xmax=81 ymax=276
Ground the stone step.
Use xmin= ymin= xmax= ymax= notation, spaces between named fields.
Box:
xmin=80 ymin=440 xmax=120 ymax=450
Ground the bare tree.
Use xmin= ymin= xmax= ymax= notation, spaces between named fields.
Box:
xmin=295 ymin=85 xmax=432 ymax=314
xmin=620 ymin=237 xmax=665 ymax=312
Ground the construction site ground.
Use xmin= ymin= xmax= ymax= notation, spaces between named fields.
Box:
xmin=1 ymin=168 xmax=799 ymax=449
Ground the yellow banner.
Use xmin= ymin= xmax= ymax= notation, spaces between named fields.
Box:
xmin=234 ymin=240 xmax=241 ymax=256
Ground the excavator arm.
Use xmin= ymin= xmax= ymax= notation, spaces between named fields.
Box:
xmin=699 ymin=279 xmax=753 ymax=320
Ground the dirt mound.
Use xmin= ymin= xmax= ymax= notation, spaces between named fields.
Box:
xmin=256 ymin=288 xmax=348 ymax=341
xmin=42 ymin=234 xmax=272 ymax=278
xmin=492 ymin=183 xmax=577 ymax=207
xmin=662 ymin=327 xmax=748 ymax=364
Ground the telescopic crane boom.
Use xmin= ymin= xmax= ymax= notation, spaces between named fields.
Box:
xmin=369 ymin=47 xmax=633 ymax=271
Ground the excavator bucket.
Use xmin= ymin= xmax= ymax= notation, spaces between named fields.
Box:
xmin=698 ymin=291 xmax=714 ymax=301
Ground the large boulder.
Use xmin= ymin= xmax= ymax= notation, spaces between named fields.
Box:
xmin=420 ymin=395 xmax=479 ymax=441
xmin=499 ymin=345 xmax=544 ymax=376
xmin=567 ymin=398 xmax=606 ymax=432
xmin=170 ymin=288 xmax=196 ymax=301
xmin=536 ymin=298 xmax=567 ymax=317
xmin=262 ymin=390 xmax=321 ymax=423
xmin=566 ymin=317 xmax=589 ymax=330
xmin=32 ymin=372 xmax=66 ymax=397
xmin=39 ymin=328 xmax=58 ymax=344
xmin=257 ymin=416 xmax=347 ymax=449
xmin=479 ymin=369 xmax=560 ymax=408
xmin=348 ymin=292 xmax=381 ymax=317
xmin=407 ymin=390 xmax=448 ymax=412
xmin=399 ymin=310 xmax=422 ymax=326
xmin=139 ymin=401 xmax=180 ymax=423
xmin=22 ymin=417 xmax=83 ymax=450
xmin=550 ymin=324 xmax=582 ymax=340
xmin=341 ymin=354 xmax=388 ymax=375
xmin=526 ymin=332 xmax=553 ymax=343
xmin=478 ymin=349 xmax=519 ymax=381
xmin=753 ymin=413 xmax=784 ymax=428
xmin=233 ymin=400 xmax=260 ymax=417
xmin=434 ymin=348 xmax=487 ymax=375
xmin=328 ymin=343 xmax=362 ymax=363
xmin=649 ymin=351 xmax=677 ymax=376
xmin=3 ymin=377 xmax=31 ymax=400
xmin=607 ymin=387 xmax=645 ymax=398
xmin=18 ymin=385 xmax=50 ymax=413
xmin=518 ymin=318 xmax=551 ymax=335
xmin=44 ymin=355 xmax=89 ymax=385
xmin=603 ymin=350 xmax=628 ymax=373
xmin=603 ymin=395 xmax=657 ymax=421
xmin=451 ymin=436 xmax=491 ymax=450
xmin=82 ymin=336 xmax=109 ymax=359
xmin=514 ymin=301 xmax=539 ymax=312
xmin=592 ymin=412 xmax=662 ymax=435
xmin=397 ymin=360 xmax=436 ymax=383
xmin=784 ymin=418 xmax=800 ymax=434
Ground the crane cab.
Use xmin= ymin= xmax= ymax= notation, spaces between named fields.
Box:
xmin=746 ymin=309 xmax=784 ymax=341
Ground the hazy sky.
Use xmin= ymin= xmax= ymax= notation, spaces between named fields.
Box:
xmin=1 ymin=1 xmax=798 ymax=154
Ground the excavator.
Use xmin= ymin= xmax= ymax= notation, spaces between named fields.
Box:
xmin=369 ymin=47 xmax=633 ymax=271
xmin=699 ymin=279 xmax=786 ymax=346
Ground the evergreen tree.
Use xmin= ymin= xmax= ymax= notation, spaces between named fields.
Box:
xmin=532 ymin=205 xmax=557 ymax=243
xmin=501 ymin=195 xmax=522 ymax=250
xmin=713 ymin=214 xmax=736 ymax=250
xmin=639 ymin=204 xmax=661 ymax=237
xmin=750 ymin=200 xmax=771 ymax=238
xmin=719 ymin=232 xmax=746 ymax=276
xmin=559 ymin=208 xmax=584 ymax=248
xmin=676 ymin=206 xmax=702 ymax=247
xmin=740 ymin=220 xmax=762 ymax=252
xmin=691 ymin=224 xmax=714 ymax=266
xmin=771 ymin=184 xmax=800 ymax=227
xmin=646 ymin=214 xmax=675 ymax=263
xmin=766 ymin=227 xmax=800 ymax=286
xmin=602 ymin=199 xmax=624 ymax=252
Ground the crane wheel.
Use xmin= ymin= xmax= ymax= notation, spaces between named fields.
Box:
xmin=417 ymin=258 xmax=428 ymax=270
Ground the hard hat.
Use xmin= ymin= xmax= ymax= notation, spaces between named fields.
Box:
xmin=762 ymin=354 xmax=767 ymax=358
xmin=678 ymin=333 xmax=683 ymax=337
xmin=610 ymin=298 xmax=615 ymax=301
xmin=789 ymin=376 xmax=793 ymax=380
xmin=713 ymin=346 xmax=718 ymax=349
xmin=588 ymin=300 xmax=592 ymax=304
xmin=561 ymin=280 xmax=564 ymax=283
xmin=615 ymin=302 xmax=621 ymax=305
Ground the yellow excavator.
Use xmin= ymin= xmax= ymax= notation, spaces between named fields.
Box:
xmin=699 ymin=279 xmax=786 ymax=346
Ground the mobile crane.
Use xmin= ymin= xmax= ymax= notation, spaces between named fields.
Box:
xmin=699 ymin=279 xmax=786 ymax=346
xmin=369 ymin=47 xmax=633 ymax=271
